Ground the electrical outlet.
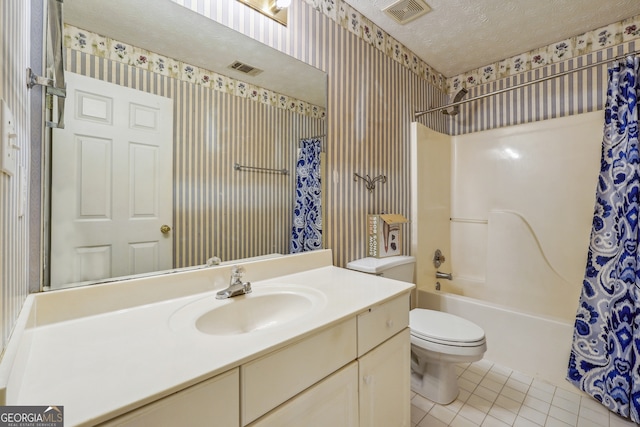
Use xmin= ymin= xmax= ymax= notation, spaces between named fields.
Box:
xmin=0 ymin=98 xmax=18 ymax=176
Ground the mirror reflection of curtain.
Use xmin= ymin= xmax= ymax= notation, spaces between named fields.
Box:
xmin=290 ymin=138 xmax=322 ymax=253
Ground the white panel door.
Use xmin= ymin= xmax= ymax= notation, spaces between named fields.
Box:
xmin=51 ymin=72 xmax=173 ymax=288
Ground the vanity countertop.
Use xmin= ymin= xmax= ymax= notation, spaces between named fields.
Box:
xmin=0 ymin=250 xmax=413 ymax=426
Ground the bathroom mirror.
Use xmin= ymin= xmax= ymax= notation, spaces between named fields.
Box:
xmin=45 ymin=0 xmax=327 ymax=289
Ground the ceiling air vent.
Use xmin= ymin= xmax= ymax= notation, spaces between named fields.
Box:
xmin=383 ymin=0 xmax=431 ymax=25
xmin=228 ymin=61 xmax=264 ymax=77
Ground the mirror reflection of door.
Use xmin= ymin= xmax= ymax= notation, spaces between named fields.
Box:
xmin=50 ymin=72 xmax=173 ymax=289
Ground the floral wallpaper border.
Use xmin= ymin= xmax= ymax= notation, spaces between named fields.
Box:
xmin=449 ymin=15 xmax=640 ymax=93
xmin=304 ymin=0 xmax=640 ymax=94
xmin=63 ymin=24 xmax=326 ymax=119
xmin=68 ymin=3 xmax=640 ymax=101
xmin=303 ymin=0 xmax=448 ymax=91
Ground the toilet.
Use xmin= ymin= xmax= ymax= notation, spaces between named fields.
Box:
xmin=346 ymin=255 xmax=487 ymax=405
xmin=409 ymin=306 xmax=486 ymax=404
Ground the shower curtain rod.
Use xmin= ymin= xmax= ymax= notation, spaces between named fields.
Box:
xmin=414 ymin=48 xmax=640 ymax=119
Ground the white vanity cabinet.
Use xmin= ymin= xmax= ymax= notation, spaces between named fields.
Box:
xmin=96 ymin=293 xmax=411 ymax=427
xmin=247 ymin=293 xmax=411 ymax=427
xmin=97 ymin=368 xmax=239 ymax=427
xmin=357 ymin=293 xmax=411 ymax=427
xmin=2 ymin=253 xmax=416 ymax=427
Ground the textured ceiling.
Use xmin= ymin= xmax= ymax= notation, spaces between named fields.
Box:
xmin=64 ymin=0 xmax=640 ymax=87
xmin=345 ymin=0 xmax=640 ymax=77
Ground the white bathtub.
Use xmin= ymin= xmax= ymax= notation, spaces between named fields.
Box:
xmin=417 ymin=282 xmax=578 ymax=391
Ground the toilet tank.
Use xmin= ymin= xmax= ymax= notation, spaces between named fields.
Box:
xmin=346 ymin=256 xmax=416 ymax=283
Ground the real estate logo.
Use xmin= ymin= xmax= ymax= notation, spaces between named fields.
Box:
xmin=0 ymin=406 xmax=63 ymax=427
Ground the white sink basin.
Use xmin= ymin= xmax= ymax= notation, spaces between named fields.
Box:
xmin=169 ymin=284 xmax=326 ymax=335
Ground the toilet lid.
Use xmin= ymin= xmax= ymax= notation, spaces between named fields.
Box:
xmin=410 ymin=309 xmax=485 ymax=344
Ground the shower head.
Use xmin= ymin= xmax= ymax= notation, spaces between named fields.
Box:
xmin=441 ymin=88 xmax=468 ymax=116
xmin=453 ymin=88 xmax=468 ymax=102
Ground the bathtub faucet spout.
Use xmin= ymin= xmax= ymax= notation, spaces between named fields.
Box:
xmin=436 ymin=271 xmax=453 ymax=280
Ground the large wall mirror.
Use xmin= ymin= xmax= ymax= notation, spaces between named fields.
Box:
xmin=45 ymin=0 xmax=327 ymax=290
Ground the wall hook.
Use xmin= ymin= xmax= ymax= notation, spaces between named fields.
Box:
xmin=353 ymin=172 xmax=387 ymax=193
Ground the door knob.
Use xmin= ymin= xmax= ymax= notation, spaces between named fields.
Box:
xmin=160 ymin=224 xmax=171 ymax=234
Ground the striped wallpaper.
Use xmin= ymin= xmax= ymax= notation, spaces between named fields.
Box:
xmin=1 ymin=0 xmax=31 ymax=353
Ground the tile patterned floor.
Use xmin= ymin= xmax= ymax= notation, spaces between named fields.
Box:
xmin=410 ymin=359 xmax=639 ymax=427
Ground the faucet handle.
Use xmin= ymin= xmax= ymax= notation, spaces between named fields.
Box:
xmin=206 ymin=256 xmax=221 ymax=266
xmin=231 ymin=265 xmax=245 ymax=278
xmin=433 ymin=249 xmax=446 ymax=268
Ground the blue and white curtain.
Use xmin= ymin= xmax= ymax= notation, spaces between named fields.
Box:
xmin=568 ymin=56 xmax=640 ymax=422
xmin=290 ymin=138 xmax=322 ymax=253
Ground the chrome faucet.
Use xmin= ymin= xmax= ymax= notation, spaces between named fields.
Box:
xmin=216 ymin=265 xmax=252 ymax=299
xmin=435 ymin=271 xmax=452 ymax=280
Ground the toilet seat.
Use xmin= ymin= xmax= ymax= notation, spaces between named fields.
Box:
xmin=410 ymin=309 xmax=486 ymax=347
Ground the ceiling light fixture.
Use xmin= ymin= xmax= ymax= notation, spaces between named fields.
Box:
xmin=274 ymin=0 xmax=291 ymax=10
xmin=237 ymin=0 xmax=289 ymax=26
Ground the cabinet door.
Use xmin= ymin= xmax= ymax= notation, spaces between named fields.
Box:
xmin=359 ymin=329 xmax=410 ymax=427
xmin=242 ymin=318 xmax=356 ymax=424
xmin=98 ymin=368 xmax=239 ymax=427
xmin=249 ymin=362 xmax=358 ymax=427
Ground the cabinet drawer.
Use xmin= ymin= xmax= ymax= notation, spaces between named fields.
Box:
xmin=98 ymin=368 xmax=239 ymax=427
xmin=241 ymin=318 xmax=357 ymax=425
xmin=248 ymin=362 xmax=359 ymax=427
xmin=357 ymin=293 xmax=409 ymax=356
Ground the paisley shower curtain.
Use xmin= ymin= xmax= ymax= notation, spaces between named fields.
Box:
xmin=290 ymin=138 xmax=322 ymax=253
xmin=568 ymin=56 xmax=640 ymax=422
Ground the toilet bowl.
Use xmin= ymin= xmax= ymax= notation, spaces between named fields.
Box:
xmin=410 ymin=308 xmax=487 ymax=404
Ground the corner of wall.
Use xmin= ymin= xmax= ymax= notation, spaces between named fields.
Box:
xmin=1 ymin=0 xmax=34 ymax=353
